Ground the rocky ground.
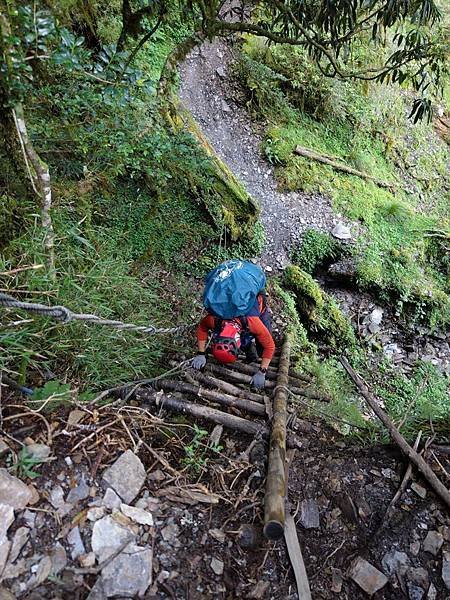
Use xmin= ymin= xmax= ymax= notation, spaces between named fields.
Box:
xmin=0 ymin=380 xmax=450 ymax=599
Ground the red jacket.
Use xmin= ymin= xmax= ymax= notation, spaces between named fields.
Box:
xmin=197 ymin=315 xmax=275 ymax=360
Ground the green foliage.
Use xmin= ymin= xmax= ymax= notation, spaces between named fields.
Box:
xmin=8 ymin=447 xmax=44 ymax=479
xmin=272 ymin=280 xmax=314 ymax=354
xmin=240 ymin=39 xmax=450 ymax=328
xmin=31 ymin=380 xmax=72 ymax=411
xmin=375 ymin=361 xmax=450 ymax=438
xmin=181 ymin=424 xmax=222 ymax=475
xmin=291 ymin=229 xmax=345 ymax=274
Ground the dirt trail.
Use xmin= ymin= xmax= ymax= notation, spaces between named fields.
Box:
xmin=179 ymin=39 xmax=347 ymax=269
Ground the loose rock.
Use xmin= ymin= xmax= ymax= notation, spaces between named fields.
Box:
xmin=26 ymin=443 xmax=50 ymax=461
xmin=331 ymin=568 xmax=343 ymax=593
xmin=349 ymin=557 xmax=388 ymax=595
xmin=8 ymin=527 xmax=29 ymax=563
xmin=66 ymin=477 xmax=90 ymax=503
xmin=248 ymin=581 xmax=270 ymax=599
xmin=0 ymin=505 xmax=14 ymax=539
xmin=381 ymin=550 xmax=411 ymax=577
xmin=0 ymin=470 xmax=32 ymax=510
xmin=67 ymin=526 xmax=86 ymax=560
xmin=299 ymin=499 xmax=320 ymax=529
xmin=423 ymin=531 xmax=443 ymax=556
xmin=331 ymin=223 xmax=351 ymax=240
xmin=411 ymin=483 xmax=427 ymax=499
xmin=0 ymin=539 xmax=11 ymax=577
xmin=120 ymin=504 xmax=154 ymax=526
xmin=49 ymin=542 xmax=67 ymax=575
xmin=102 ymin=488 xmax=121 ymax=510
xmin=87 ymin=506 xmax=106 ymax=522
xmin=0 ymin=587 xmax=16 ymax=600
xmin=91 ymin=515 xmax=134 ymax=561
xmin=79 ymin=552 xmax=96 ymax=568
xmin=407 ymin=583 xmax=425 ymax=600
xmin=100 ymin=544 xmax=152 ymax=597
xmin=442 ymin=551 xmax=450 ymax=590
xmin=210 ymin=557 xmax=224 ymax=575
xmin=102 ymin=451 xmax=146 ymax=504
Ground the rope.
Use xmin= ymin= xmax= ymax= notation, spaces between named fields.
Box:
xmin=0 ymin=292 xmax=194 ymax=336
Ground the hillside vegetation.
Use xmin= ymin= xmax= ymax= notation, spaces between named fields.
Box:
xmin=0 ymin=0 xmax=448 ymax=436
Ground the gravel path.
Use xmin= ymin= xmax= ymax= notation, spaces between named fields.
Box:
xmin=179 ymin=39 xmax=348 ymax=269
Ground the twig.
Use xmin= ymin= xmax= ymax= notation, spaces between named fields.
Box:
xmin=384 ymin=430 xmax=422 ymax=522
xmin=0 ymin=264 xmax=44 ymax=276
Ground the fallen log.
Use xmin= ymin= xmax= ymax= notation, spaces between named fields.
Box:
xmin=340 ymin=357 xmax=450 ymax=510
xmin=264 ymin=335 xmax=291 ymax=540
xmin=153 ymin=379 xmax=266 ymax=416
xmin=206 ymin=364 xmax=330 ymax=402
xmin=294 ymin=145 xmax=399 ymax=190
xmin=187 ymin=371 xmax=266 ymax=404
xmin=136 ymin=389 xmax=268 ymax=437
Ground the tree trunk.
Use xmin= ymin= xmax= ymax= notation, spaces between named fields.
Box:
xmin=12 ymin=105 xmax=55 ymax=280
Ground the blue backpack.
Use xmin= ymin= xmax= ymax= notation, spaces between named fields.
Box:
xmin=203 ymin=260 xmax=266 ymax=319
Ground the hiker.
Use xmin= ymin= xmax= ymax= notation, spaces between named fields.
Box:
xmin=191 ymin=260 xmax=275 ymax=390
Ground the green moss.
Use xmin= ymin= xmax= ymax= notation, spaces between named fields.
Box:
xmin=272 ymin=280 xmax=314 ymax=354
xmin=284 ymin=265 xmax=357 ymax=350
xmin=239 ymin=38 xmax=450 ymax=329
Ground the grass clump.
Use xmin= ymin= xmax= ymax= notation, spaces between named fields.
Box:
xmin=291 ymin=229 xmax=346 ymax=274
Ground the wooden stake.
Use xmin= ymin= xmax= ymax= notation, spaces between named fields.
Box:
xmin=340 ymin=357 xmax=450 ymax=509
xmin=153 ymin=379 xmax=266 ymax=416
xmin=264 ymin=335 xmax=291 ymax=540
xmin=284 ymin=513 xmax=312 ymax=600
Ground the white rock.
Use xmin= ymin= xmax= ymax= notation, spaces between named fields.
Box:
xmin=299 ymin=499 xmax=320 ymax=529
xmin=28 ymin=555 xmax=52 ymax=587
xmin=210 ymin=557 xmax=224 ymax=575
xmin=49 ymin=485 xmax=65 ymax=509
xmin=216 ymin=66 xmax=226 ymax=78
xmin=349 ymin=557 xmax=388 ymax=595
xmin=100 ymin=544 xmax=152 ymax=597
xmin=102 ymin=488 xmax=122 ymax=510
xmin=0 ymin=538 xmax=11 ymax=576
xmin=331 ymin=223 xmax=351 ymax=240
xmin=0 ymin=469 xmax=32 ymax=510
xmin=221 ymin=100 xmax=231 ymax=113
xmin=381 ymin=550 xmax=411 ymax=576
xmin=91 ymin=515 xmax=135 ymax=562
xmin=0 ymin=504 xmax=14 ymax=539
xmin=120 ymin=504 xmax=153 ymax=526
xmin=67 ymin=526 xmax=86 ymax=560
xmin=369 ymin=307 xmax=383 ymax=326
xmin=208 ymin=528 xmax=225 ymax=543
xmin=26 ymin=443 xmax=51 ymax=461
xmin=9 ymin=526 xmax=29 ymax=563
xmin=87 ymin=506 xmax=105 ymax=522
xmin=102 ymin=451 xmax=146 ymax=504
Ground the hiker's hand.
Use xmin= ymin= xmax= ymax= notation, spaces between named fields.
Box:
xmin=251 ymin=370 xmax=266 ymax=390
xmin=192 ymin=353 xmax=207 ymax=370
